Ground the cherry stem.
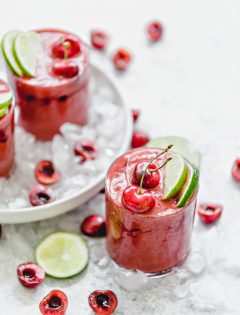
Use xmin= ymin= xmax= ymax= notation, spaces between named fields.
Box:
xmin=137 ymin=145 xmax=173 ymax=195
xmin=62 ymin=39 xmax=70 ymax=60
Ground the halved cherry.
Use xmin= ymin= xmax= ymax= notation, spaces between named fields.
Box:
xmin=74 ymin=139 xmax=98 ymax=163
xmin=133 ymin=162 xmax=160 ymax=188
xmin=131 ymin=109 xmax=140 ymax=123
xmin=146 ymin=21 xmax=163 ymax=42
xmin=52 ymin=35 xmax=81 ymax=59
xmin=81 ymin=214 xmax=106 ymax=237
xmin=39 ymin=290 xmax=68 ymax=315
xmin=112 ymin=48 xmax=132 ymax=71
xmin=131 ymin=130 xmax=150 ymax=148
xmin=88 ymin=290 xmax=118 ymax=315
xmin=17 ymin=262 xmax=45 ymax=289
xmin=91 ymin=30 xmax=109 ymax=50
xmin=52 ymin=60 xmax=79 ymax=78
xmin=35 ymin=160 xmax=61 ymax=185
xmin=122 ymin=185 xmax=155 ymax=213
xmin=29 ymin=184 xmax=54 ymax=206
xmin=197 ymin=203 xmax=223 ymax=225
xmin=231 ymin=159 xmax=240 ymax=182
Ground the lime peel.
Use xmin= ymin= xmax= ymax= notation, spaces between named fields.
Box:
xmin=177 ymin=163 xmax=199 ymax=208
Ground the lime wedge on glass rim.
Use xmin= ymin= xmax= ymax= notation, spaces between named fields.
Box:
xmin=163 ymin=154 xmax=188 ymax=200
xmin=147 ymin=136 xmax=201 ymax=169
xmin=35 ymin=232 xmax=89 ymax=279
xmin=177 ymin=162 xmax=199 ymax=208
xmin=0 ymin=91 xmax=13 ymax=110
xmin=13 ymin=31 xmax=41 ymax=77
xmin=1 ymin=30 xmax=23 ymax=76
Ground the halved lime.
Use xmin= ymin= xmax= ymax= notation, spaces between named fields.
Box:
xmin=163 ymin=154 xmax=188 ymax=200
xmin=0 ymin=91 xmax=13 ymax=110
xmin=1 ymin=30 xmax=23 ymax=76
xmin=13 ymin=31 xmax=41 ymax=77
xmin=0 ymin=107 xmax=8 ymax=118
xmin=35 ymin=231 xmax=89 ymax=279
xmin=177 ymin=163 xmax=199 ymax=208
xmin=147 ymin=136 xmax=201 ymax=169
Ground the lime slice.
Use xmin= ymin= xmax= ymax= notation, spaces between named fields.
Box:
xmin=1 ymin=30 xmax=23 ymax=76
xmin=13 ymin=31 xmax=41 ymax=77
xmin=0 ymin=107 xmax=8 ymax=118
xmin=177 ymin=163 xmax=199 ymax=208
xmin=35 ymin=231 xmax=89 ymax=279
xmin=0 ymin=91 xmax=13 ymax=110
xmin=163 ymin=154 xmax=188 ymax=200
xmin=147 ymin=136 xmax=201 ymax=169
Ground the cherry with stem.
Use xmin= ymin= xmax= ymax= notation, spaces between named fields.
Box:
xmin=137 ymin=144 xmax=173 ymax=195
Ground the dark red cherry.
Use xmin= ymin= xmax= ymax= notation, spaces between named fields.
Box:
xmin=131 ymin=109 xmax=140 ymax=123
xmin=52 ymin=36 xmax=81 ymax=59
xmin=0 ymin=130 xmax=8 ymax=143
xmin=88 ymin=290 xmax=118 ymax=315
xmin=122 ymin=185 xmax=155 ymax=213
xmin=91 ymin=30 xmax=109 ymax=50
xmin=74 ymin=139 xmax=98 ymax=163
xmin=17 ymin=262 xmax=45 ymax=288
xmin=81 ymin=214 xmax=106 ymax=237
xmin=147 ymin=21 xmax=163 ymax=42
xmin=198 ymin=203 xmax=223 ymax=225
xmin=39 ymin=290 xmax=68 ymax=315
xmin=35 ymin=160 xmax=61 ymax=185
xmin=131 ymin=130 xmax=150 ymax=148
xmin=231 ymin=159 xmax=240 ymax=182
xmin=29 ymin=184 xmax=54 ymax=206
xmin=112 ymin=48 xmax=132 ymax=71
xmin=52 ymin=60 xmax=79 ymax=78
xmin=133 ymin=162 xmax=160 ymax=188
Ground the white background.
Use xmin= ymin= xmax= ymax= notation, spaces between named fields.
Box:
xmin=1 ymin=0 xmax=240 ymax=314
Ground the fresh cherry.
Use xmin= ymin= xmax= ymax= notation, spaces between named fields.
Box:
xmin=0 ymin=130 xmax=7 ymax=143
xmin=197 ymin=203 xmax=223 ymax=225
xmin=39 ymin=290 xmax=68 ymax=315
xmin=81 ymin=214 xmax=106 ymax=237
xmin=133 ymin=162 xmax=160 ymax=188
xmin=231 ymin=159 xmax=240 ymax=182
xmin=17 ymin=262 xmax=45 ymax=289
xmin=122 ymin=185 xmax=155 ymax=213
xmin=74 ymin=139 xmax=98 ymax=163
xmin=35 ymin=160 xmax=61 ymax=185
xmin=147 ymin=21 xmax=163 ymax=42
xmin=29 ymin=184 xmax=54 ymax=206
xmin=52 ymin=36 xmax=81 ymax=59
xmin=52 ymin=60 xmax=79 ymax=78
xmin=88 ymin=290 xmax=118 ymax=315
xmin=112 ymin=48 xmax=132 ymax=71
xmin=91 ymin=30 xmax=109 ymax=50
xmin=131 ymin=109 xmax=140 ymax=123
xmin=131 ymin=130 xmax=150 ymax=148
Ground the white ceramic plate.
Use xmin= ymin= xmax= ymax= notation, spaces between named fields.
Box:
xmin=0 ymin=65 xmax=133 ymax=223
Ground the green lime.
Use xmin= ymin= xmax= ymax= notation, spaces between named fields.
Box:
xmin=163 ymin=154 xmax=188 ymax=200
xmin=0 ymin=107 xmax=8 ymax=118
xmin=35 ymin=231 xmax=89 ymax=279
xmin=13 ymin=31 xmax=41 ymax=77
xmin=0 ymin=91 xmax=13 ymax=110
xmin=177 ymin=163 xmax=199 ymax=208
xmin=147 ymin=136 xmax=201 ymax=169
xmin=1 ymin=30 xmax=23 ymax=76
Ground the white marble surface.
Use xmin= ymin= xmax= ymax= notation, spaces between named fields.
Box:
xmin=1 ymin=0 xmax=240 ymax=314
